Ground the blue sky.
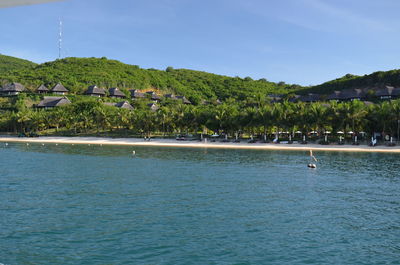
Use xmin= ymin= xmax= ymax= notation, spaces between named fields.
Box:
xmin=1 ymin=0 xmax=400 ymax=86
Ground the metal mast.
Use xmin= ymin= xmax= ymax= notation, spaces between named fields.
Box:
xmin=58 ymin=18 xmax=62 ymax=59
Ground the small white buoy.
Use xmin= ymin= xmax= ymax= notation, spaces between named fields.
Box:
xmin=5 ymin=143 xmax=8 ymax=146
xmin=42 ymin=143 xmax=45 ymax=146
xmin=55 ymin=143 xmax=58 ymax=146
xmin=26 ymin=143 xmax=29 ymax=146
xmin=132 ymin=150 xmax=136 ymax=156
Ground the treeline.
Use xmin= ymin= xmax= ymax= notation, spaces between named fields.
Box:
xmin=0 ymin=55 xmax=299 ymax=104
xmin=2 ymin=95 xmax=400 ymax=140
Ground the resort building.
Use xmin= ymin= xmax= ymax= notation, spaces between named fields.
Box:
xmin=50 ymin=83 xmax=69 ymax=95
xmin=37 ymin=84 xmax=49 ymax=94
xmin=375 ymin=86 xmax=400 ymax=100
xmin=36 ymin=96 xmax=71 ymax=109
xmin=164 ymin=94 xmax=177 ymax=100
xmin=130 ymin=89 xmax=145 ymax=100
xmin=147 ymin=103 xmax=159 ymax=111
xmin=146 ymin=91 xmax=161 ymax=102
xmin=176 ymin=95 xmax=192 ymax=104
xmin=1 ymin=82 xmax=26 ymax=96
xmin=104 ymin=101 xmax=134 ymax=110
xmin=85 ymin=85 xmax=106 ymax=97
xmin=109 ymin=87 xmax=126 ymax=98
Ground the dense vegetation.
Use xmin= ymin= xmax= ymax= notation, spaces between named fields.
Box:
xmin=1 ymin=94 xmax=399 ymax=144
xmin=1 ymin=54 xmax=400 ymax=143
xmin=0 ymin=54 xmax=36 ymax=74
xmin=0 ymin=55 xmax=300 ymax=103
xmin=301 ymin=70 xmax=400 ymax=95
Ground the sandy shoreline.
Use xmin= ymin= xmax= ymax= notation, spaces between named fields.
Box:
xmin=0 ymin=136 xmax=400 ymax=153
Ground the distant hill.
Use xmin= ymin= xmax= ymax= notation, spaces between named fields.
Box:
xmin=0 ymin=54 xmax=36 ymax=73
xmin=0 ymin=56 xmax=300 ymax=103
xmin=300 ymin=70 xmax=400 ymax=95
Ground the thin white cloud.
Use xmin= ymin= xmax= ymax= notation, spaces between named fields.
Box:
xmin=301 ymin=0 xmax=393 ymax=32
xmin=0 ymin=0 xmax=61 ymax=8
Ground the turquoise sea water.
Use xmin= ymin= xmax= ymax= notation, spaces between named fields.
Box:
xmin=1 ymin=143 xmax=400 ymax=265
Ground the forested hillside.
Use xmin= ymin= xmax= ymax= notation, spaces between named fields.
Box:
xmin=301 ymin=70 xmax=400 ymax=95
xmin=0 ymin=55 xmax=299 ymax=103
xmin=0 ymin=54 xmax=36 ymax=73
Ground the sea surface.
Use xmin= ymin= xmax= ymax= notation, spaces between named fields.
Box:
xmin=1 ymin=143 xmax=400 ymax=265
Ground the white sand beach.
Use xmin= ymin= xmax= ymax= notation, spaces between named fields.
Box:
xmin=0 ymin=136 xmax=399 ymax=153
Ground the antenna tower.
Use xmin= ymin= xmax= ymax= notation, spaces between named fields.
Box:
xmin=58 ymin=18 xmax=63 ymax=59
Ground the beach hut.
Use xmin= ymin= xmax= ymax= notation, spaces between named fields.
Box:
xmin=176 ymin=96 xmax=192 ymax=104
xmin=375 ymin=86 xmax=400 ymax=100
xmin=298 ymin=93 xmax=321 ymax=103
xmin=147 ymin=103 xmax=159 ymax=112
xmin=36 ymin=84 xmax=49 ymax=94
xmin=288 ymin=95 xmax=301 ymax=103
xmin=327 ymin=91 xmax=342 ymax=101
xmin=50 ymin=83 xmax=68 ymax=95
xmin=108 ymin=87 xmax=126 ymax=98
xmin=130 ymin=89 xmax=145 ymax=100
xmin=1 ymin=82 xmax=26 ymax=96
xmin=85 ymin=85 xmax=106 ymax=97
xmin=164 ymin=94 xmax=177 ymax=100
xmin=36 ymin=96 xmax=71 ymax=109
xmin=104 ymin=101 xmax=134 ymax=110
xmin=146 ymin=91 xmax=161 ymax=102
xmin=340 ymin=88 xmax=366 ymax=101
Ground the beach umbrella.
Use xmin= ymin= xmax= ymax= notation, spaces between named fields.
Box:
xmin=295 ymin=131 xmax=302 ymax=134
xmin=310 ymin=131 xmax=317 ymax=134
xmin=337 ymin=131 xmax=344 ymax=134
xmin=325 ymin=131 xmax=331 ymax=134
xmin=348 ymin=131 xmax=354 ymax=134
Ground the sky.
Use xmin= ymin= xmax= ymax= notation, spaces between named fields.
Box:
xmin=1 ymin=0 xmax=400 ymax=86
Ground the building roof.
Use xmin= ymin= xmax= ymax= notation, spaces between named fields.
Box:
xmin=340 ymin=88 xmax=366 ymax=100
xmin=50 ymin=83 xmax=68 ymax=93
xmin=147 ymin=103 xmax=159 ymax=111
xmin=2 ymin=82 xmax=26 ymax=92
xmin=85 ymin=85 xmax=106 ymax=95
xmin=176 ymin=95 xmax=191 ymax=104
xmin=37 ymin=96 xmax=71 ymax=108
xmin=298 ymin=93 xmax=321 ymax=102
xmin=288 ymin=95 xmax=301 ymax=103
xmin=164 ymin=94 xmax=177 ymax=99
xmin=130 ymin=89 xmax=145 ymax=98
xmin=104 ymin=101 xmax=134 ymax=110
xmin=375 ymin=86 xmax=400 ymax=97
xmin=327 ymin=91 xmax=342 ymax=101
xmin=37 ymin=84 xmax=49 ymax=92
xmin=109 ymin=87 xmax=125 ymax=97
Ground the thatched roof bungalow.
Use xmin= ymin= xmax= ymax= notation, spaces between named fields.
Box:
xmin=298 ymin=93 xmax=321 ymax=103
xmin=176 ymin=95 xmax=191 ymax=104
xmin=146 ymin=91 xmax=161 ymax=102
xmin=130 ymin=89 xmax=145 ymax=100
xmin=339 ymin=88 xmax=366 ymax=101
xmin=327 ymin=91 xmax=342 ymax=101
xmin=50 ymin=83 xmax=68 ymax=95
xmin=375 ymin=86 xmax=400 ymax=100
xmin=1 ymin=82 xmax=26 ymax=96
xmin=104 ymin=101 xmax=134 ymax=110
xmin=109 ymin=87 xmax=125 ymax=98
xmin=36 ymin=97 xmax=71 ymax=109
xmin=147 ymin=103 xmax=159 ymax=111
xmin=37 ymin=84 xmax=49 ymax=94
xmin=85 ymin=85 xmax=106 ymax=97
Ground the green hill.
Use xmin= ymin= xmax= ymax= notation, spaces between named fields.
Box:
xmin=0 ymin=56 xmax=300 ymax=103
xmin=300 ymin=70 xmax=400 ymax=95
xmin=0 ymin=54 xmax=36 ymax=73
